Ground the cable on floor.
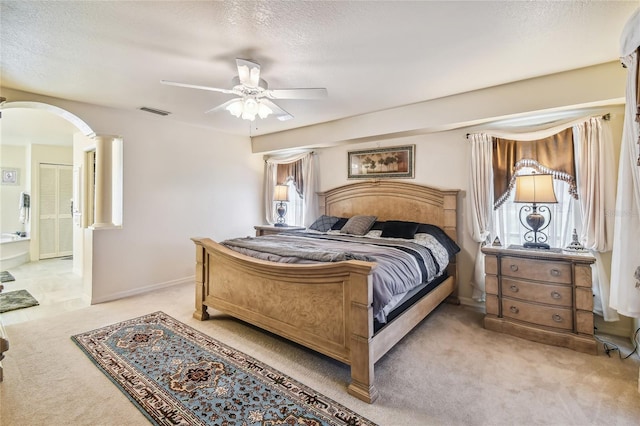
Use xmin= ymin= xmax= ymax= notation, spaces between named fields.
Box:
xmin=594 ymin=326 xmax=640 ymax=360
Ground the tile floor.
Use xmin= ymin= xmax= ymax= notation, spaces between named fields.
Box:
xmin=0 ymin=258 xmax=87 ymax=326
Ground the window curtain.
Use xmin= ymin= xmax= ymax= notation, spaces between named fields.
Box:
xmin=265 ymin=152 xmax=318 ymax=227
xmin=493 ymin=127 xmax=577 ymax=208
xmin=467 ymin=133 xmax=494 ymax=302
xmin=572 ymin=117 xmax=618 ymax=321
xmin=611 ymin=9 xmax=640 ymax=319
xmin=468 ymin=114 xmax=616 ymax=314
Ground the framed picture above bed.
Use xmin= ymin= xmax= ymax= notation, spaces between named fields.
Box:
xmin=347 ymin=145 xmax=415 ymax=179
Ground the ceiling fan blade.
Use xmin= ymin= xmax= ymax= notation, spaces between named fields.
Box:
xmin=160 ymin=80 xmax=236 ymax=95
xmin=236 ymin=58 xmax=261 ymax=88
xmin=261 ymin=99 xmax=294 ymax=121
xmin=203 ymin=99 xmax=239 ymax=114
xmin=267 ymin=88 xmax=328 ymax=100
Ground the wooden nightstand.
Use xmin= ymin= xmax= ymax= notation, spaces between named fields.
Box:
xmin=254 ymin=225 xmax=306 ymax=237
xmin=482 ymin=245 xmax=597 ymax=354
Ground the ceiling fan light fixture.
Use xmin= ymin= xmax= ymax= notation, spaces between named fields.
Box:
xmin=163 ymin=58 xmax=325 ymax=123
xmin=225 ymin=99 xmax=244 ymax=118
xmin=225 ymin=97 xmax=273 ymax=121
xmin=241 ymin=98 xmax=259 ymax=121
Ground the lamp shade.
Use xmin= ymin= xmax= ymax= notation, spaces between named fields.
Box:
xmin=273 ymin=184 xmax=289 ymax=202
xmin=514 ymin=174 xmax=557 ymax=204
xmin=225 ymin=97 xmax=273 ymax=121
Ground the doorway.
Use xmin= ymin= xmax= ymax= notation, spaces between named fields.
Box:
xmin=38 ymin=163 xmax=73 ymax=259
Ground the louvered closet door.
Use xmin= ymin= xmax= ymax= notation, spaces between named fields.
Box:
xmin=39 ymin=164 xmax=73 ymax=259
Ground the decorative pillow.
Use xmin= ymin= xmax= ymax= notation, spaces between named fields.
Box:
xmin=416 ymin=223 xmax=461 ymax=258
xmin=381 ymin=220 xmax=420 ymax=239
xmin=308 ymin=215 xmax=340 ymax=232
xmin=340 ymin=215 xmax=378 ymax=236
xmin=370 ymin=221 xmax=385 ymax=231
xmin=364 ymin=230 xmax=383 ymax=238
xmin=330 ymin=217 xmax=349 ymax=230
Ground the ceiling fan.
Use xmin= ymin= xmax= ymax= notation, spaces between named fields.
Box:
xmin=161 ymin=58 xmax=327 ymax=122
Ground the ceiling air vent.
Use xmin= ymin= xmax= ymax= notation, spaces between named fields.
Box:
xmin=139 ymin=107 xmax=171 ymax=116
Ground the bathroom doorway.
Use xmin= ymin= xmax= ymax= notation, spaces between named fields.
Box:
xmin=38 ymin=163 xmax=73 ymax=259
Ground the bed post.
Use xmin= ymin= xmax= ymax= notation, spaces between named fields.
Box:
xmin=192 ymin=238 xmax=210 ymax=321
xmin=442 ymin=190 xmax=460 ymax=305
xmin=347 ymin=272 xmax=379 ymax=403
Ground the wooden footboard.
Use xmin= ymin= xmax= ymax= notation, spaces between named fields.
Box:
xmin=193 ymin=237 xmax=382 ymax=398
xmin=193 ymin=181 xmax=459 ymax=403
xmin=193 ymin=237 xmax=455 ymax=403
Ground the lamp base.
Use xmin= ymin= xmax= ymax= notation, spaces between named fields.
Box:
xmin=274 ymin=223 xmax=288 ymax=227
xmin=523 ymin=241 xmax=550 ymax=250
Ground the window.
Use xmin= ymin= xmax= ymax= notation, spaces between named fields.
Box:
xmin=493 ymin=167 xmax=577 ymax=249
xmin=276 ymin=179 xmax=304 ymax=226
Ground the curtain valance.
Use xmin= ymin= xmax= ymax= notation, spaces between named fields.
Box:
xmin=493 ymin=127 xmax=577 ymax=208
xmin=267 ymin=152 xmax=311 ymax=199
xmin=276 ymin=161 xmax=304 ymax=198
xmin=265 ymin=152 xmax=317 ymax=227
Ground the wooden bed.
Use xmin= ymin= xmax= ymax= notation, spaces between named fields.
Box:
xmin=192 ymin=180 xmax=459 ymax=403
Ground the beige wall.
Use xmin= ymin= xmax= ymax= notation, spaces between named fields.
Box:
xmin=0 ymin=87 xmax=264 ymax=304
xmin=0 ymin=144 xmax=28 ymax=236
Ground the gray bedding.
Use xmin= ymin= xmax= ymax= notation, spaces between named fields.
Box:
xmin=222 ymin=232 xmax=450 ymax=323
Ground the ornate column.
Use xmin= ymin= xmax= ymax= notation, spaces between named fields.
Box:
xmin=91 ymin=135 xmax=118 ymax=228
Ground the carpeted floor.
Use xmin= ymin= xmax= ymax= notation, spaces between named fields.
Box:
xmin=72 ymin=311 xmax=375 ymax=425
xmin=1 ymin=283 xmax=639 ymax=425
xmin=0 ymin=289 xmax=39 ymax=313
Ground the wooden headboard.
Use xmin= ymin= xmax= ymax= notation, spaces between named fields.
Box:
xmin=318 ymin=180 xmax=460 ymax=297
xmin=318 ymin=180 xmax=459 ymax=243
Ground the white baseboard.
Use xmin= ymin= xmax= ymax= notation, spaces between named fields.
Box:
xmin=594 ymin=319 xmax=633 ymax=339
xmin=458 ymin=296 xmax=485 ymax=312
xmin=90 ymin=276 xmax=193 ymax=305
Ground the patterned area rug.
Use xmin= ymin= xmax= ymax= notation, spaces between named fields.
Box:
xmin=0 ymin=271 xmax=15 ymax=283
xmin=0 ymin=289 xmax=39 ymax=313
xmin=72 ymin=311 xmax=376 ymax=426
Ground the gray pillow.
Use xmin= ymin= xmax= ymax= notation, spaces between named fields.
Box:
xmin=340 ymin=215 xmax=378 ymax=236
xmin=309 ymin=215 xmax=340 ymax=232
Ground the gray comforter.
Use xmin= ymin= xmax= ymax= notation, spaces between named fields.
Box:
xmin=222 ymin=232 xmax=449 ymax=323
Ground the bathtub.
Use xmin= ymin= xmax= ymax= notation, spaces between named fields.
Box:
xmin=0 ymin=234 xmax=31 ymax=270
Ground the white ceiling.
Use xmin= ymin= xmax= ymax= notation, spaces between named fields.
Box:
xmin=1 ymin=1 xmax=638 ymax=143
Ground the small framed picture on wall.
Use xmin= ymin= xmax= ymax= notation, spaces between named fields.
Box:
xmin=347 ymin=145 xmax=415 ymax=179
xmin=1 ymin=168 xmax=19 ymax=185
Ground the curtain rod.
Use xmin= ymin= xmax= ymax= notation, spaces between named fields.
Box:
xmin=465 ymin=113 xmax=611 ymax=139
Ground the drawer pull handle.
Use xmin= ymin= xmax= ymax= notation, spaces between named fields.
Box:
xmin=509 ymin=306 xmax=519 ymax=314
xmin=550 ymin=291 xmax=562 ymax=299
xmin=552 ymin=314 xmax=563 ymax=323
xmin=509 ymin=285 xmax=519 ymax=293
xmin=550 ymin=269 xmax=560 ymax=277
xmin=510 ymin=264 xmax=519 ymax=272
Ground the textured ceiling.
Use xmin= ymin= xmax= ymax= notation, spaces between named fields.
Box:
xmin=1 ymin=0 xmax=638 ymax=142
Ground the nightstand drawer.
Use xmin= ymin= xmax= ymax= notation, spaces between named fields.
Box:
xmin=502 ymin=298 xmax=573 ymax=330
xmin=501 ymin=256 xmax=571 ymax=284
xmin=501 ymin=278 xmax=572 ymax=307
